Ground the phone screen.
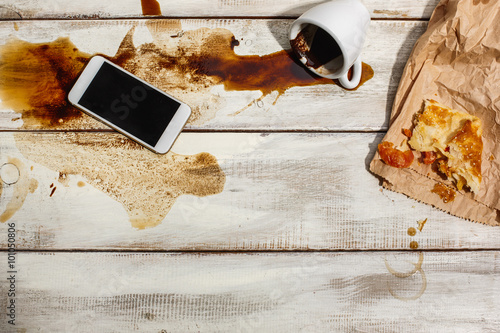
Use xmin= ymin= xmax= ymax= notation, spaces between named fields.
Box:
xmin=77 ymin=62 xmax=181 ymax=146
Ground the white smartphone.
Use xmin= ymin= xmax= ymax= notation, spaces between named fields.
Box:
xmin=68 ymin=56 xmax=191 ymax=154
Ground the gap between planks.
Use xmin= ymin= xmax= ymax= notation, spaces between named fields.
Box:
xmin=0 ymin=16 xmax=429 ymax=22
xmin=2 ymin=249 xmax=499 ymax=253
xmin=0 ymin=129 xmax=389 ymax=134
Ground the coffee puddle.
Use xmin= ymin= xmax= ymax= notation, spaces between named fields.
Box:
xmin=114 ymin=26 xmax=373 ymax=121
xmin=0 ymin=22 xmax=373 ymax=227
xmin=13 ymin=134 xmax=225 ymax=229
xmin=0 ymin=24 xmax=373 ymax=127
xmin=0 ymin=38 xmax=89 ymax=129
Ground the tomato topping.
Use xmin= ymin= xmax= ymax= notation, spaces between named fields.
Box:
xmin=378 ymin=141 xmax=414 ymax=168
xmin=402 ymin=128 xmax=412 ymax=138
xmin=422 ymin=151 xmax=437 ymax=165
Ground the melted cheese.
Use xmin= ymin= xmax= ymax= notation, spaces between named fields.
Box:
xmin=408 ymin=99 xmax=483 ymax=193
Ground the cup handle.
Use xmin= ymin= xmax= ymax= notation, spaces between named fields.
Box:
xmin=338 ymin=57 xmax=362 ymax=90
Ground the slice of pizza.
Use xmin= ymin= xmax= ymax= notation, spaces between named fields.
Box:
xmin=408 ymin=99 xmax=483 ymax=193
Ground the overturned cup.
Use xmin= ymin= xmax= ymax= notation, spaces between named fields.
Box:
xmin=289 ymin=0 xmax=370 ymax=89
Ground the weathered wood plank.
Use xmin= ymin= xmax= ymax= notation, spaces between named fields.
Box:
xmin=0 ymin=0 xmax=439 ymax=19
xmin=0 ymin=251 xmax=498 ymax=332
xmin=0 ymin=19 xmax=427 ymax=131
xmin=1 ymin=132 xmax=498 ymax=251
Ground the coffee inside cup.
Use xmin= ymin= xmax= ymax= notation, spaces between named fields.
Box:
xmin=290 ymin=24 xmax=344 ymax=76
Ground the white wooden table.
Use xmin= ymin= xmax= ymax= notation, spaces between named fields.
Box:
xmin=0 ymin=0 xmax=499 ymax=331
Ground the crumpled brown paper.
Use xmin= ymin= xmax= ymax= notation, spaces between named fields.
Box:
xmin=370 ymin=0 xmax=500 ymax=225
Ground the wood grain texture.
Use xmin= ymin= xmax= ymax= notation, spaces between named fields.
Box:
xmin=0 ymin=0 xmax=498 ymax=330
xmin=0 ymin=0 xmax=440 ymax=19
xmin=0 ymin=251 xmax=498 ymax=332
xmin=0 ymin=19 xmax=427 ymax=131
xmin=1 ymin=132 xmax=498 ymax=251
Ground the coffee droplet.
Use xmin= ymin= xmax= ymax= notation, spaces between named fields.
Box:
xmin=141 ymin=0 xmax=162 ymax=16
xmin=407 ymin=227 xmax=417 ymax=236
xmin=409 ymin=241 xmax=419 ymax=249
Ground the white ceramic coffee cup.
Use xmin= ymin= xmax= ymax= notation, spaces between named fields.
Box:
xmin=289 ymin=0 xmax=370 ymax=89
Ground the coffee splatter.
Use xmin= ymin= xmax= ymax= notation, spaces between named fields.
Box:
xmin=77 ymin=181 xmax=85 ymax=187
xmin=0 ymin=24 xmax=374 ymax=128
xmin=0 ymin=23 xmax=373 ymax=226
xmin=473 ymin=0 xmax=489 ymax=5
xmin=14 ymin=133 xmax=226 ymax=229
xmin=58 ymin=172 xmax=70 ymax=187
xmin=0 ymin=37 xmax=90 ymax=129
xmin=113 ymin=26 xmax=372 ymax=122
xmin=409 ymin=241 xmax=419 ymax=249
xmin=0 ymin=158 xmax=38 ymax=223
xmin=141 ymin=0 xmax=162 ymax=16
xmin=372 ymin=10 xmax=408 ymax=17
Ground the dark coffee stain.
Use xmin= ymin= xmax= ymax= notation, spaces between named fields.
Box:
xmin=0 ymin=25 xmax=373 ymax=128
xmin=0 ymin=37 xmax=90 ymax=129
xmin=110 ymin=26 xmax=373 ymax=121
xmin=50 ymin=186 xmax=57 ymax=197
xmin=141 ymin=0 xmax=162 ymax=16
